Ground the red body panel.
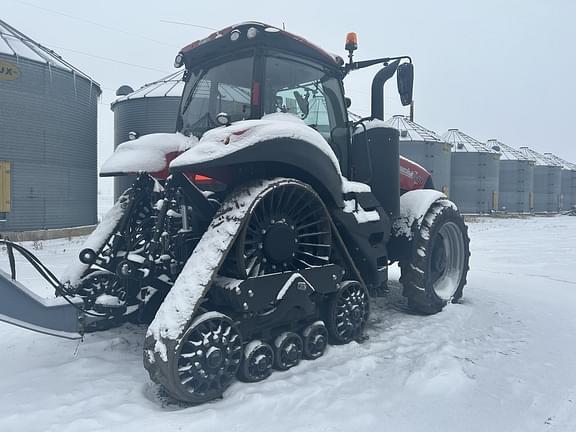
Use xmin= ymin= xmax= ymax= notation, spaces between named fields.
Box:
xmin=399 ymin=156 xmax=431 ymax=191
xmin=153 ymin=153 xmax=430 ymax=193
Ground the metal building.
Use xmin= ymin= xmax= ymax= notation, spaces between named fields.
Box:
xmin=442 ymin=129 xmax=500 ymax=214
xmin=0 ymin=20 xmax=101 ymax=232
xmin=384 ymin=115 xmax=451 ymax=195
xmin=486 ymin=139 xmax=535 ymax=213
xmin=519 ymin=147 xmax=562 ymax=213
xmin=111 ymin=71 xmax=184 ymax=199
xmin=542 ymin=153 xmax=576 ymax=211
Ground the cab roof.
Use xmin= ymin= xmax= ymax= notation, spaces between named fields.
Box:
xmin=179 ymin=22 xmax=344 ymax=71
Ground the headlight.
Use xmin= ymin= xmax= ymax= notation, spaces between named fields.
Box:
xmin=247 ymin=27 xmax=258 ymax=39
xmin=230 ymin=29 xmax=241 ymax=41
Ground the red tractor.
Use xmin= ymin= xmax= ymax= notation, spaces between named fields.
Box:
xmin=0 ymin=22 xmax=469 ymax=404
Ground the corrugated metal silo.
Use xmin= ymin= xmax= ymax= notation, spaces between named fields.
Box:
xmin=486 ymin=139 xmax=535 ymax=213
xmin=542 ymin=153 xmax=576 ymax=211
xmin=110 ymin=71 xmax=184 ymax=199
xmin=519 ymin=147 xmax=562 ymax=213
xmin=0 ymin=20 xmax=101 ymax=232
xmin=442 ymin=129 xmax=500 ymax=214
xmin=384 ymin=115 xmax=451 ymax=195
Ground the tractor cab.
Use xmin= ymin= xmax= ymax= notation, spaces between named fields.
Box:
xmin=175 ymin=22 xmax=413 ymax=181
xmin=176 ymin=22 xmax=350 ymax=167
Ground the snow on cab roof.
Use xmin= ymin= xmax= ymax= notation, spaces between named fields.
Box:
xmin=442 ymin=129 xmax=499 ymax=154
xmin=518 ymin=147 xmax=562 ymax=167
xmin=112 ymin=71 xmax=185 ymax=105
xmin=542 ymin=153 xmax=576 ymax=171
xmin=179 ymin=22 xmax=344 ymax=69
xmin=486 ymin=139 xmax=534 ymax=162
xmin=384 ymin=115 xmax=443 ymax=142
xmin=0 ymin=18 xmax=99 ymax=87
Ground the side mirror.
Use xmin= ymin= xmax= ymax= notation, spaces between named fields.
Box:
xmin=293 ymin=90 xmax=310 ymax=118
xmin=397 ymin=62 xmax=414 ymax=106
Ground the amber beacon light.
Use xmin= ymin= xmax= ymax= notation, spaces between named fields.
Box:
xmin=345 ymin=32 xmax=358 ymax=52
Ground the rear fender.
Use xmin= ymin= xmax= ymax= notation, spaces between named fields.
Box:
xmin=170 ymin=137 xmax=344 ymax=207
xmin=99 ymin=133 xmax=197 ymax=180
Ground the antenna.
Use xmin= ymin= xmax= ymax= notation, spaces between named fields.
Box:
xmin=159 ymin=20 xmax=217 ymax=31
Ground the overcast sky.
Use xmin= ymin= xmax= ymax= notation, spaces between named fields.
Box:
xmin=4 ymin=0 xmax=576 ymax=193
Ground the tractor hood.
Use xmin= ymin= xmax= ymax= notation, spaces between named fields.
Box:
xmin=170 ymin=113 xmax=342 ymax=175
xmin=100 ymin=133 xmax=198 ymax=178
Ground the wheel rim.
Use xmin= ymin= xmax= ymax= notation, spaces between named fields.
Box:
xmin=274 ymin=332 xmax=303 ymax=370
xmin=330 ymin=282 xmax=369 ymax=343
xmin=242 ymin=341 xmax=274 ymax=382
xmin=176 ymin=314 xmax=242 ymax=399
xmin=431 ymin=221 xmax=466 ymax=300
xmin=303 ymin=322 xmax=328 ymax=359
xmin=77 ymin=271 xmax=124 ymax=313
xmin=233 ymin=182 xmax=331 ymax=278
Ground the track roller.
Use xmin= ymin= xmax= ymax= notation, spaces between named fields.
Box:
xmin=302 ymin=321 xmax=328 ymax=359
xmin=274 ymin=332 xmax=303 ymax=371
xmin=238 ymin=340 xmax=275 ymax=382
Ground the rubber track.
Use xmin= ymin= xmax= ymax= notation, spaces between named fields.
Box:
xmin=143 ymin=178 xmax=367 ymax=401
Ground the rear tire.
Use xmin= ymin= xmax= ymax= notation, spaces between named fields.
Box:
xmin=400 ymin=199 xmax=470 ymax=315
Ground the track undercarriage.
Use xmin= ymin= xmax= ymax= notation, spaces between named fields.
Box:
xmin=66 ymin=174 xmax=371 ymax=403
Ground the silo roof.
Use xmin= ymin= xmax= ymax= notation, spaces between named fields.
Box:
xmin=442 ymin=129 xmax=498 ymax=153
xmin=486 ymin=139 xmax=534 ymax=161
xmin=519 ymin=147 xmax=562 ymax=167
xmin=543 ymin=153 xmax=576 ymax=171
xmin=0 ymin=19 xmax=99 ymax=87
xmin=384 ymin=115 xmax=443 ymax=142
xmin=113 ymin=71 xmax=185 ymax=106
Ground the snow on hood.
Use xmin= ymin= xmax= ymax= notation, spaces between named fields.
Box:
xmin=169 ymin=113 xmax=342 ymax=175
xmin=100 ymin=133 xmax=197 ymax=175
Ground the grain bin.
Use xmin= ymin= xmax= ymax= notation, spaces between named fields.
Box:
xmin=543 ymin=153 xmax=576 ymax=211
xmin=487 ymin=139 xmax=535 ymax=213
xmin=519 ymin=147 xmax=562 ymax=213
xmin=111 ymin=71 xmax=184 ymax=199
xmin=384 ymin=115 xmax=451 ymax=195
xmin=0 ymin=19 xmax=100 ymax=232
xmin=442 ymin=129 xmax=500 ymax=214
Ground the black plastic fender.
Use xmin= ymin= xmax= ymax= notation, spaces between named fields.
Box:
xmin=170 ymin=137 xmax=344 ymax=207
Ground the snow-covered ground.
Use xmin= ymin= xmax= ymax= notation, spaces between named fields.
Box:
xmin=1 ymin=216 xmax=575 ymax=432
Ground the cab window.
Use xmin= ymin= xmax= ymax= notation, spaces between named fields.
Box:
xmin=263 ymin=55 xmax=347 ymax=143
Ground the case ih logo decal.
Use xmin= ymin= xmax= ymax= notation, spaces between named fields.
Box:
xmin=0 ymin=60 xmax=21 ymax=81
xmin=400 ymin=165 xmax=424 ymax=184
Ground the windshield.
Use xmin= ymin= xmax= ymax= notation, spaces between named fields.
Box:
xmin=263 ymin=55 xmax=347 ymax=142
xmin=179 ymin=56 xmax=253 ymax=138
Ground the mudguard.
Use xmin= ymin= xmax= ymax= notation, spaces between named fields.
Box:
xmin=170 ymin=137 xmax=344 ymax=207
xmin=99 ymin=133 xmax=197 ymax=179
xmin=392 ymin=189 xmax=447 ymax=239
xmin=170 ymin=114 xmax=345 ymax=206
